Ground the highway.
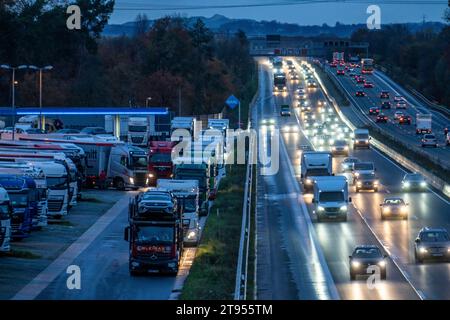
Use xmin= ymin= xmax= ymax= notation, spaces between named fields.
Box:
xmin=324 ymin=63 xmax=450 ymax=167
xmin=256 ymin=56 xmax=450 ymax=300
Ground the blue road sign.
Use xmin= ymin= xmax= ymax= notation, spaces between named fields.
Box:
xmin=225 ymin=95 xmax=239 ymax=109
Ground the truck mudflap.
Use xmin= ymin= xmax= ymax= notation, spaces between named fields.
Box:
xmin=129 ymin=256 xmax=179 ymax=275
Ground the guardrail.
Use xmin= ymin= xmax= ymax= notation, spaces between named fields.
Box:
xmin=312 ymin=62 xmax=450 ymax=199
xmin=234 ymin=124 xmax=255 ymax=300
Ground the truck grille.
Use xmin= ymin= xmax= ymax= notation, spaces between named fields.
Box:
xmin=429 ymin=247 xmax=446 ymax=254
xmin=134 ymin=173 xmax=148 ymax=187
xmin=131 ymin=136 xmax=144 ymax=144
xmin=48 ymin=200 xmax=63 ymax=212
xmin=325 ymin=207 xmax=340 ymax=213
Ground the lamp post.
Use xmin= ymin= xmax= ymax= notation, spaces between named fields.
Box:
xmin=146 ymin=97 xmax=152 ymax=107
xmin=0 ymin=64 xmax=28 ymax=140
xmin=28 ymin=65 xmax=53 ymax=130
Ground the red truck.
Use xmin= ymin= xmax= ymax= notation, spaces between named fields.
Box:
xmin=148 ymin=141 xmax=177 ymax=185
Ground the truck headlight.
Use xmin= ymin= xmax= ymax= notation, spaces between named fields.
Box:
xmin=340 ymin=205 xmax=347 ymax=211
xmin=187 ymin=231 xmax=196 ymax=239
xmin=129 ymin=177 xmax=134 ymax=185
xmin=318 ymin=206 xmax=325 ymax=212
xmin=365 ymin=140 xmax=369 ymax=143
xmin=383 ymin=207 xmax=391 ymax=213
xmin=419 ymin=247 xmax=427 ymax=254
xmin=420 ymin=182 xmax=427 ymax=187
xmin=306 ymin=179 xmax=312 ymax=184
xmin=148 ymin=173 xmax=154 ymax=178
xmin=357 ymin=181 xmax=362 ymax=186
xmin=354 ymin=172 xmax=360 ymax=177
xmin=403 ymin=182 xmax=410 ymax=188
xmin=378 ymin=261 xmax=386 ymax=267
xmin=374 ymin=180 xmax=379 ymax=186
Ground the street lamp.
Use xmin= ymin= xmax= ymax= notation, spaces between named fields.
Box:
xmin=146 ymin=97 xmax=152 ymax=107
xmin=0 ymin=64 xmax=29 ymax=140
xmin=28 ymin=65 xmax=53 ymax=130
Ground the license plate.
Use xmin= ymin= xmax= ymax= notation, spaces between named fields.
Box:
xmin=432 ymin=253 xmax=443 ymax=257
xmin=147 ymin=269 xmax=159 ymax=273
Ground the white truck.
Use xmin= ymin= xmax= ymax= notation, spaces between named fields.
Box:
xmin=157 ymin=179 xmax=200 ymax=246
xmin=171 ymin=117 xmax=200 ymax=141
xmin=207 ymin=118 xmax=229 ymax=151
xmin=416 ymin=114 xmax=432 ymax=134
xmin=128 ymin=117 xmax=150 ymax=147
xmin=0 ymin=187 xmax=12 ymax=252
xmin=15 ymin=115 xmax=58 ymax=132
xmin=300 ymin=151 xmax=333 ymax=192
xmin=312 ymin=176 xmax=351 ymax=222
xmin=353 ymin=128 xmax=370 ymax=149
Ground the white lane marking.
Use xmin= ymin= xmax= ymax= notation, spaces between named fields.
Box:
xmin=12 ymin=193 xmax=132 ymax=300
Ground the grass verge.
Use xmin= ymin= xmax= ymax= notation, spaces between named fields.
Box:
xmin=0 ymin=250 xmax=42 ymax=259
xmin=315 ymin=66 xmax=350 ymax=107
xmin=180 ymin=163 xmax=246 ymax=300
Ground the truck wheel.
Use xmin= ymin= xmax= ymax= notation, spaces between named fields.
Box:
xmin=115 ymin=179 xmax=125 ymax=191
xmin=381 ymin=270 xmax=387 ymax=280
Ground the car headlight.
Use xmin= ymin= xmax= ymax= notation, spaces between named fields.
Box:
xmin=187 ymin=231 xmax=196 ymax=239
xmin=357 ymin=181 xmax=362 ymax=186
xmin=354 ymin=172 xmax=360 ymax=177
xmin=318 ymin=206 xmax=325 ymax=212
xmin=383 ymin=207 xmax=391 ymax=213
xmin=447 ymin=247 xmax=450 ymax=253
xmin=329 ymin=139 xmax=335 ymax=145
xmin=351 ymin=261 xmax=361 ymax=268
xmin=129 ymin=177 xmax=134 ymax=184
xmin=378 ymin=261 xmax=386 ymax=267
xmin=403 ymin=182 xmax=410 ymax=188
xmin=148 ymin=173 xmax=154 ymax=178
xmin=419 ymin=247 xmax=427 ymax=254
xmin=420 ymin=181 xmax=427 ymax=187
xmin=306 ymin=179 xmax=312 ymax=184
xmin=340 ymin=205 xmax=347 ymax=212
xmin=374 ymin=180 xmax=379 ymax=186
xmin=400 ymin=206 xmax=408 ymax=213
xmin=365 ymin=140 xmax=369 ymax=143
xmin=270 ymin=119 xmax=275 ymax=124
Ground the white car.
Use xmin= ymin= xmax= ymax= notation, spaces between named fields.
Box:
xmin=421 ymin=134 xmax=437 ymax=148
xmin=396 ymin=100 xmax=407 ymax=109
xmin=394 ymin=111 xmax=404 ymax=120
xmin=380 ymin=197 xmax=409 ymax=220
xmin=394 ymin=95 xmax=404 ymax=102
xmin=341 ymin=157 xmax=360 ymax=172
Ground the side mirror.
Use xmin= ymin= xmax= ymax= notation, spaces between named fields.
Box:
xmin=348 ymin=197 xmax=352 ymax=203
xmin=124 ymin=227 xmax=130 ymax=242
xmin=383 ymin=254 xmax=388 ymax=259
xmin=348 ymin=256 xmax=352 ymax=260
xmin=379 ymin=204 xmax=382 ymax=207
xmin=332 ymin=173 xmax=335 ymax=176
xmin=415 ymin=238 xmax=420 ymax=244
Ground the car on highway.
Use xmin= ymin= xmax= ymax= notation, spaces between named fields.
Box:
xmin=398 ymin=115 xmax=412 ymax=125
xmin=355 ymin=172 xmax=379 ymax=192
xmin=369 ymin=107 xmax=380 ymax=116
xmin=376 ymin=113 xmax=388 ymax=123
xmin=349 ymin=245 xmax=387 ymax=280
xmin=355 ymin=90 xmax=365 ymax=97
xmin=280 ymin=104 xmax=291 ymax=116
xmin=56 ymin=128 xmax=81 ymax=134
xmin=261 ymin=118 xmax=276 ymax=126
xmin=394 ymin=111 xmax=404 ymax=120
xmin=380 ymin=91 xmax=390 ymax=99
xmin=352 ymin=161 xmax=375 ymax=178
xmin=80 ymin=127 xmax=107 ymax=135
xmin=396 ymin=100 xmax=408 ymax=109
xmin=363 ymin=81 xmax=374 ymax=88
xmin=330 ymin=139 xmax=349 ymax=156
xmin=341 ymin=157 xmax=360 ymax=172
xmin=381 ymin=101 xmax=392 ymax=109
xmin=307 ymin=80 xmax=318 ymax=88
xmin=294 ymin=85 xmax=305 ymax=93
xmin=380 ymin=197 xmax=409 ymax=220
xmin=290 ymin=73 xmax=299 ymax=81
xmin=394 ymin=95 xmax=404 ymax=102
xmin=337 ymin=69 xmax=345 ymax=75
xmin=414 ymin=227 xmax=450 ymax=263
xmin=401 ymin=173 xmax=427 ymax=191
xmin=421 ymin=133 xmax=438 ymax=148
xmin=282 ymin=124 xmax=299 ymax=133
xmin=356 ymin=76 xmax=365 ymax=84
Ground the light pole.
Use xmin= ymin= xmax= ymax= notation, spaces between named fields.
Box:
xmin=0 ymin=64 xmax=28 ymax=140
xmin=28 ymin=65 xmax=53 ymax=130
xmin=146 ymin=97 xmax=152 ymax=107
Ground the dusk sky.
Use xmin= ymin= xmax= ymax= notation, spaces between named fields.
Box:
xmin=110 ymin=0 xmax=449 ymax=25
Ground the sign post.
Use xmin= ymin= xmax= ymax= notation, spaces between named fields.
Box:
xmin=225 ymin=94 xmax=241 ymax=129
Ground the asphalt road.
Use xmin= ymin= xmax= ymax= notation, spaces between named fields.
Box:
xmin=257 ymin=56 xmax=450 ymax=300
xmin=326 ymin=64 xmax=450 ymax=167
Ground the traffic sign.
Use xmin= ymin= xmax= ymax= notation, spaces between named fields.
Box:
xmin=225 ymin=95 xmax=239 ymax=109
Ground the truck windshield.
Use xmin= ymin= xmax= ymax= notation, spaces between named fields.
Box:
xmin=0 ymin=204 xmax=10 ymax=219
xmin=130 ymin=156 xmax=148 ymax=169
xmin=150 ymin=153 xmax=172 ymax=163
xmin=9 ymin=193 xmax=28 ymax=207
xmin=355 ymin=134 xmax=368 ymax=139
xmin=306 ymin=168 xmax=329 ymax=176
xmin=46 ymin=177 xmax=67 ymax=189
xmin=128 ymin=125 xmax=147 ymax=132
xmin=135 ymin=226 xmax=174 ymax=244
xmin=181 ymin=196 xmax=197 ymax=213
xmin=319 ymin=192 xmax=344 ymax=202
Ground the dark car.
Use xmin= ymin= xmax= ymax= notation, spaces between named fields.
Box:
xmin=80 ymin=127 xmax=107 ymax=135
xmin=398 ymin=115 xmax=412 ymax=125
xmin=376 ymin=114 xmax=388 ymax=123
xmin=25 ymin=128 xmax=46 ymax=134
xmin=355 ymin=172 xmax=379 ymax=192
xmin=356 ymin=77 xmax=365 ymax=84
xmin=280 ymin=104 xmax=291 ymax=116
xmin=414 ymin=227 xmax=450 ymax=263
xmin=380 ymin=91 xmax=390 ymax=99
xmin=369 ymin=107 xmax=380 ymax=116
xmin=56 ymin=128 xmax=81 ymax=134
xmin=349 ymin=245 xmax=387 ymax=280
xmin=401 ymin=173 xmax=427 ymax=191
xmin=381 ymin=101 xmax=391 ymax=109
xmin=355 ymin=90 xmax=365 ymax=97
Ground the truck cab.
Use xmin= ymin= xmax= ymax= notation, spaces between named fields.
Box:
xmin=353 ymin=128 xmax=370 ymax=149
xmin=0 ymin=187 xmax=12 ymax=252
xmin=148 ymin=141 xmax=177 ymax=185
xmin=170 ymin=117 xmax=199 ymax=141
xmin=300 ymin=151 xmax=333 ymax=192
xmin=313 ymin=176 xmax=351 ymax=222
xmin=128 ymin=117 xmax=150 ymax=146
xmin=0 ymin=176 xmax=33 ymax=239
xmin=124 ymin=190 xmax=183 ymax=275
xmin=157 ymin=179 xmax=200 ymax=246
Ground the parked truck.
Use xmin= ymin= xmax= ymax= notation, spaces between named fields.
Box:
xmin=353 ymin=128 xmax=370 ymax=149
xmin=124 ymin=189 xmax=183 ymax=275
xmin=0 ymin=187 xmax=12 ymax=252
xmin=148 ymin=141 xmax=177 ymax=186
xmin=128 ymin=117 xmax=150 ymax=147
xmin=157 ymin=179 xmax=200 ymax=246
xmin=170 ymin=117 xmax=199 ymax=141
xmin=300 ymin=151 xmax=333 ymax=192
xmin=313 ymin=176 xmax=351 ymax=222
xmin=416 ymin=114 xmax=432 ymax=134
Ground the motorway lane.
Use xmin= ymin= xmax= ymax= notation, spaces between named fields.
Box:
xmin=260 ymin=58 xmax=419 ymax=299
xmin=329 ymin=66 xmax=450 ymax=165
xmin=298 ymin=58 xmax=450 ymax=299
